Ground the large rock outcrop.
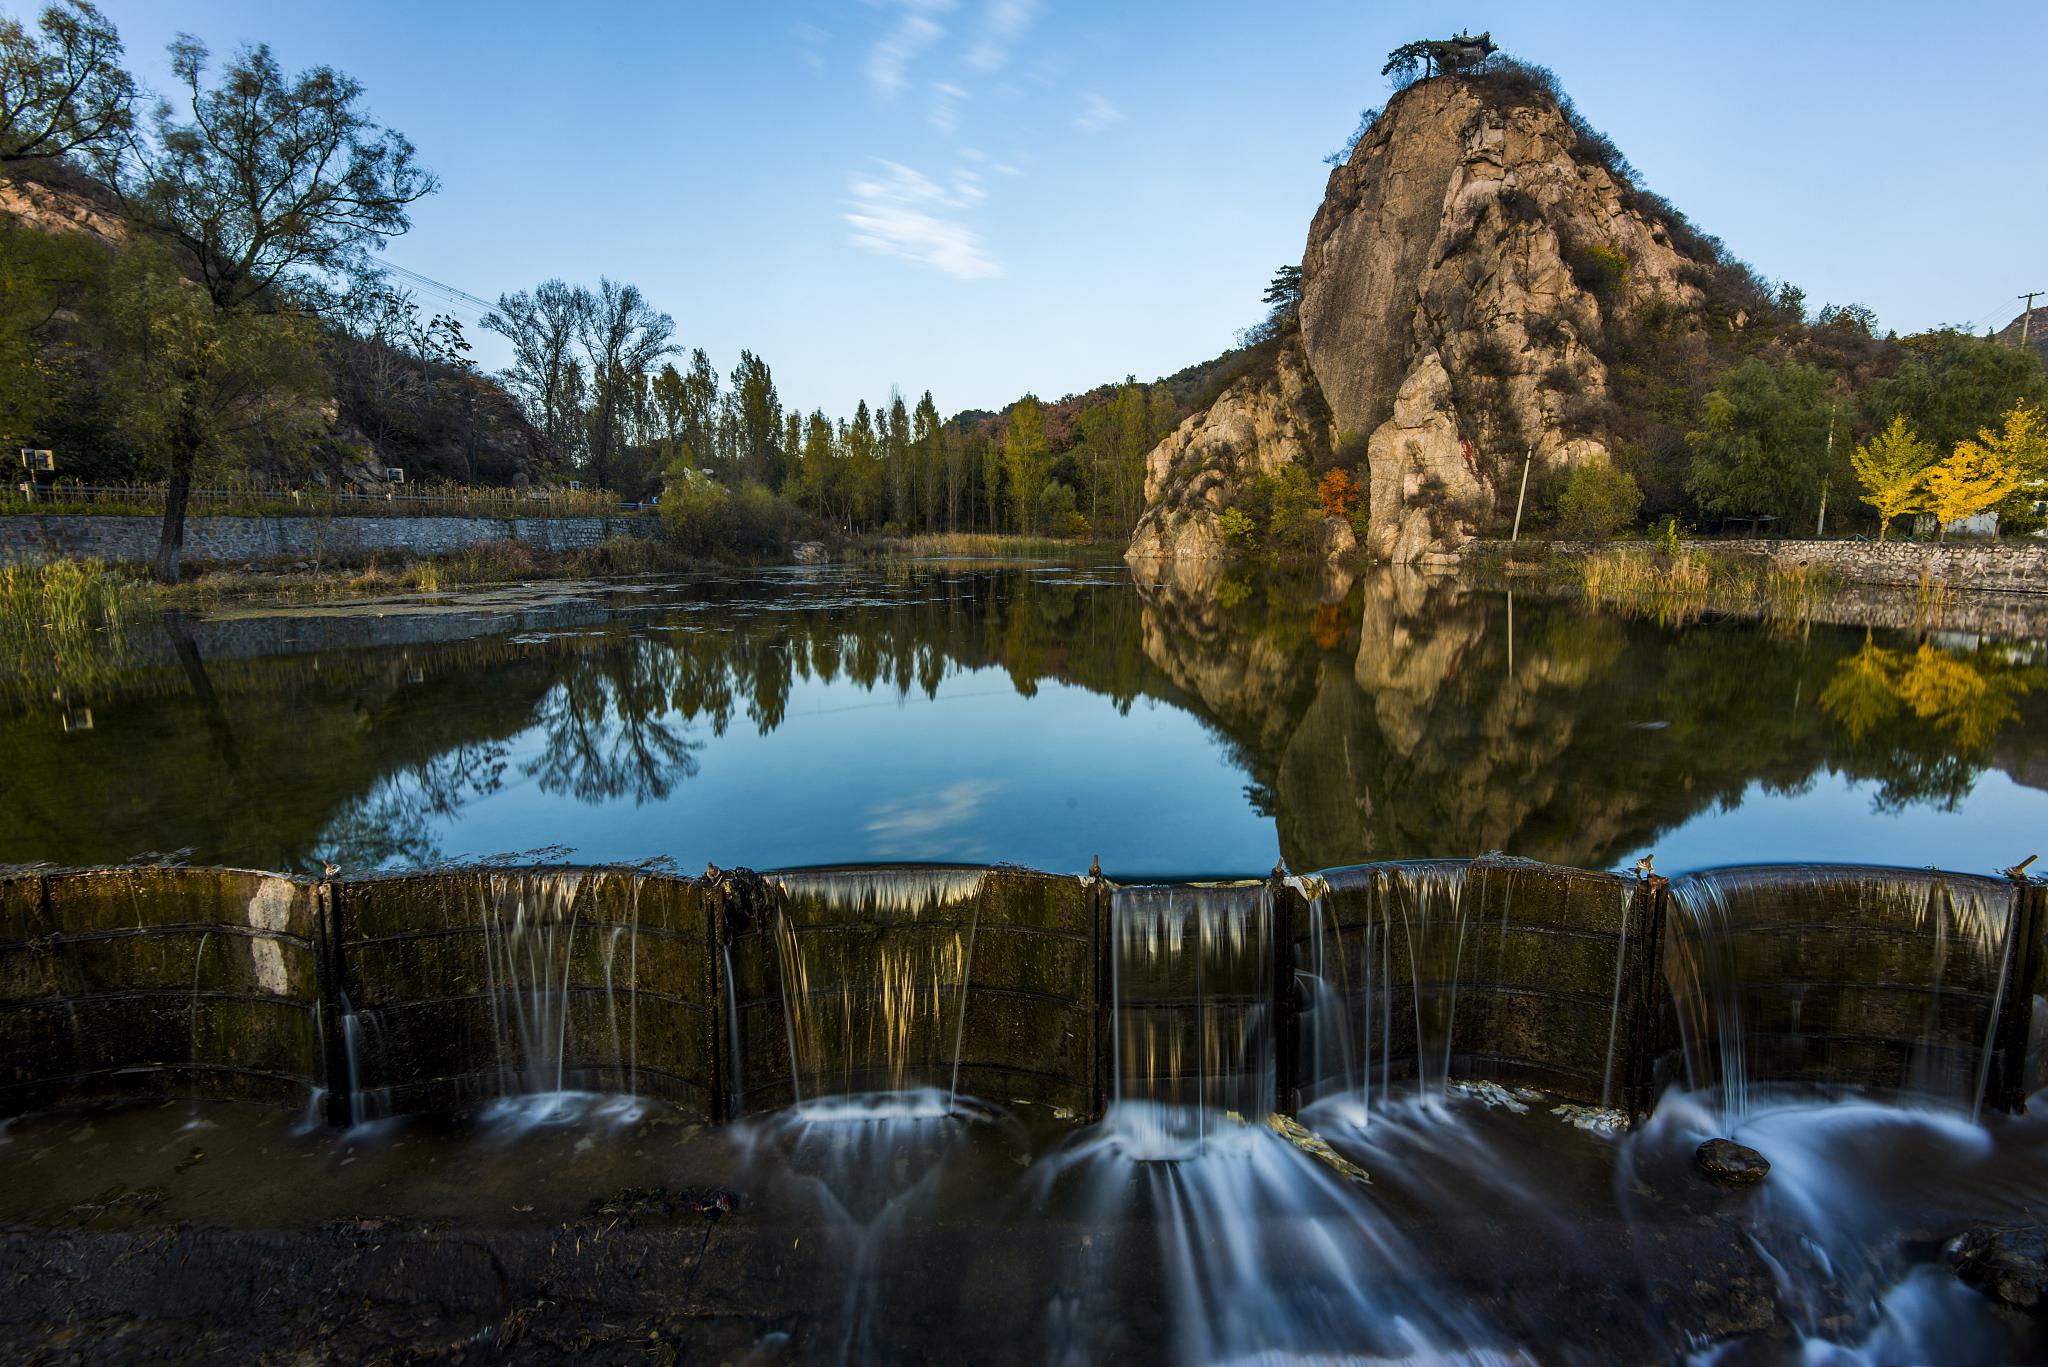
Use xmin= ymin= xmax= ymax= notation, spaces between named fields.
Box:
xmin=1126 ymin=334 xmax=1337 ymax=564
xmin=1130 ymin=65 xmax=1728 ymax=566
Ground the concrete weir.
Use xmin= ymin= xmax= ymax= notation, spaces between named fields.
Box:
xmin=1 ymin=859 xmax=2042 ymax=1127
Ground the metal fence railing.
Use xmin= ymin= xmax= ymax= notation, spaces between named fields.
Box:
xmin=3 ymin=479 xmax=656 ymax=520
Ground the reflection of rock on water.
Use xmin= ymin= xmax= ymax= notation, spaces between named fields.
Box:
xmin=1135 ymin=563 xmax=2048 ymax=874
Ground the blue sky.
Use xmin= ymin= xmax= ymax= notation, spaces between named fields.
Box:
xmin=90 ymin=0 xmax=2048 ymax=418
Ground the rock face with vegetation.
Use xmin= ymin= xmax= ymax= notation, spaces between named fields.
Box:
xmin=1130 ymin=62 xmax=1751 ymax=565
xmin=1126 ymin=336 xmax=1335 ymax=562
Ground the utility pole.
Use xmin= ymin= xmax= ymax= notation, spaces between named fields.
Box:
xmin=2021 ymin=292 xmax=2044 ymax=348
xmin=1511 ymin=447 xmax=1533 ymax=542
xmin=1816 ymin=404 xmax=1836 ymax=538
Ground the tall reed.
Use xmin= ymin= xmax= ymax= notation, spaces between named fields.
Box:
xmin=0 ymin=558 xmax=144 ymax=689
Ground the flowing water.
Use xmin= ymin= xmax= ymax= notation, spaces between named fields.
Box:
xmin=7 ymin=562 xmax=2048 ymax=1362
xmin=767 ymin=867 xmax=986 ymax=1113
xmin=1665 ymin=865 xmax=2022 ymax=1118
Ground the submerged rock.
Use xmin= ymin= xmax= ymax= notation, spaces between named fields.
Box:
xmin=1696 ymin=1138 xmax=1770 ymax=1187
xmin=1948 ymin=1224 xmax=2048 ymax=1312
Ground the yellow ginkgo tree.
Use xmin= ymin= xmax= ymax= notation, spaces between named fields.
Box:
xmin=1965 ymin=400 xmax=2048 ymax=522
xmin=1849 ymin=415 xmax=1936 ymax=539
xmin=1922 ymin=440 xmax=2022 ymax=541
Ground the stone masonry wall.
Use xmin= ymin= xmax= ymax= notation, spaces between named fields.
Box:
xmin=1471 ymin=538 xmax=2048 ymax=594
xmin=0 ymin=513 xmax=655 ymax=567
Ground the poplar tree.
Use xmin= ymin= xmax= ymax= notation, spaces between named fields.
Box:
xmin=1004 ymin=396 xmax=1048 ymax=533
xmin=884 ymin=392 xmax=911 ymax=528
xmin=726 ymin=350 xmax=782 ymax=488
xmin=913 ymin=391 xmax=942 ymax=533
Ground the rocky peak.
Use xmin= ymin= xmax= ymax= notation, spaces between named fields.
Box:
xmin=1131 ymin=62 xmax=1740 ymax=566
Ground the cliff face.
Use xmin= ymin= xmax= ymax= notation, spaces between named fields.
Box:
xmin=1126 ymin=335 xmax=1337 ymax=564
xmin=1130 ymin=67 xmax=1727 ymax=565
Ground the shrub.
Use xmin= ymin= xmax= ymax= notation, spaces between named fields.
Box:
xmin=1317 ymin=467 xmax=1362 ymax=518
xmin=1555 ymin=462 xmax=1642 ymax=540
xmin=1216 ymin=505 xmax=1258 ymax=552
xmin=1567 ymin=242 xmax=1632 ymax=297
xmin=1259 ymin=464 xmax=1325 ymax=563
xmin=1348 ymin=500 xmax=1372 ymax=547
xmin=659 ymin=474 xmax=732 ymax=555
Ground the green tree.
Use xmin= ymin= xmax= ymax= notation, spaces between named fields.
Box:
xmin=780 ymin=409 xmax=803 ymax=495
xmin=482 ymin=279 xmax=589 ymax=470
xmin=1003 ymin=395 xmax=1048 ymax=532
xmin=102 ymin=241 xmax=328 ymax=501
xmin=649 ymin=362 xmax=690 ymax=471
xmin=1261 ymin=464 xmax=1324 ymax=561
xmin=1555 ymin=462 xmax=1643 ymax=540
xmin=793 ymin=408 xmax=838 ymax=520
xmin=845 ymin=399 xmax=882 ymax=526
xmin=913 ymin=390 xmax=942 ymax=533
xmin=725 ymin=350 xmax=782 ymax=489
xmin=676 ymin=348 xmax=719 ymax=473
xmin=577 ymin=277 xmax=674 ymax=491
xmin=0 ymin=217 xmax=102 ymax=451
xmin=1683 ymin=359 xmax=1837 ymax=529
xmin=1848 ymin=414 xmax=1936 ymax=539
xmin=1869 ymin=330 xmax=2048 ymax=456
xmin=0 ymin=0 xmax=133 ymax=165
xmin=883 ymin=391 xmax=911 ymax=528
xmin=110 ymin=35 xmax=434 ymax=581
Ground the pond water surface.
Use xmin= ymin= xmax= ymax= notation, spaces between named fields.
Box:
xmin=5 ymin=559 xmax=2044 ymax=879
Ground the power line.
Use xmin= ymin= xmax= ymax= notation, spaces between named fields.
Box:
xmin=377 ymin=261 xmax=498 ymax=321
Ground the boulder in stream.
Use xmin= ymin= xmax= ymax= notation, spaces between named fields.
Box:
xmin=1948 ymin=1224 xmax=2048 ymax=1312
xmin=1695 ymin=1138 xmax=1770 ymax=1187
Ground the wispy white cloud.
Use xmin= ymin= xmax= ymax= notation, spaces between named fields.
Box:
xmin=866 ymin=0 xmax=956 ymax=98
xmin=845 ymin=160 xmax=1002 ymax=280
xmin=1074 ymin=91 xmax=1124 ymax=133
xmin=965 ymin=0 xmax=1039 ymax=74
xmin=794 ymin=21 xmax=827 ymax=71
xmin=863 ymin=779 xmax=1002 ymax=857
xmin=930 ymin=80 xmax=969 ymax=131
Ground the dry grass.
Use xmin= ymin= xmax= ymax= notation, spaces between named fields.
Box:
xmin=153 ymin=536 xmax=702 ymax=607
xmin=1580 ymin=548 xmax=1833 ymax=625
xmin=864 ymin=532 xmax=1117 ymax=560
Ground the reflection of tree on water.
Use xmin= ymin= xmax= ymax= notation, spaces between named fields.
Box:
xmin=1819 ymin=636 xmax=2041 ymax=811
xmin=323 ymin=742 xmax=511 ymax=868
xmin=1133 ymin=567 xmax=2048 ymax=871
xmin=7 ymin=562 xmax=2047 ymax=874
xmin=525 ymin=645 xmax=704 ymax=803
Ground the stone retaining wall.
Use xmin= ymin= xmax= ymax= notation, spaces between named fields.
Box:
xmin=1470 ymin=537 xmax=2048 ymax=594
xmin=0 ymin=513 xmax=655 ymax=567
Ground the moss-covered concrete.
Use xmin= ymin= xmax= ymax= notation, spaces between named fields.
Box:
xmin=0 ymin=867 xmax=320 ymax=1113
xmin=3 ymin=861 xmax=2041 ymax=1125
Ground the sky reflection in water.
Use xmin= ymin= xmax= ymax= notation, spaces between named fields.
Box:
xmin=4 ymin=562 xmax=2044 ymax=879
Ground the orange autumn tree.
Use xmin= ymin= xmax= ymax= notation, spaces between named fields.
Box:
xmin=1318 ymin=467 xmax=1361 ymax=518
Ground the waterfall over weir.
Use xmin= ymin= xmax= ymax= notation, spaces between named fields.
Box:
xmin=1295 ymin=858 xmax=1650 ymax=1130
xmin=1664 ymin=864 xmax=2026 ymax=1119
xmin=1110 ymin=883 xmax=1274 ymax=1157
xmin=764 ymin=868 xmax=986 ymax=1117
